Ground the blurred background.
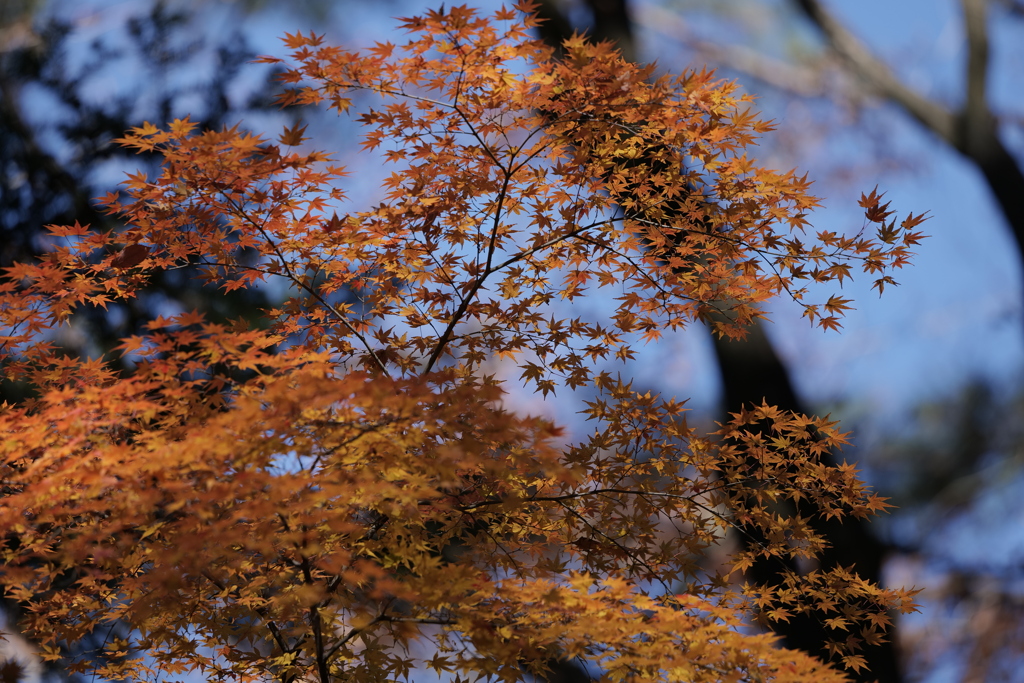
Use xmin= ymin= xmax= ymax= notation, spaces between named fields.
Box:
xmin=2 ymin=0 xmax=1023 ymax=681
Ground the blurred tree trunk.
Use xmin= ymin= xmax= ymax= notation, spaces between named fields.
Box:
xmin=532 ymin=2 xmax=901 ymax=681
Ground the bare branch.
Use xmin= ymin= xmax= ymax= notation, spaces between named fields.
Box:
xmin=635 ymin=3 xmax=827 ymax=98
xmin=792 ymin=0 xmax=958 ymax=142
xmin=792 ymin=0 xmax=1024 ymax=262
xmin=961 ymin=0 xmax=994 ymax=153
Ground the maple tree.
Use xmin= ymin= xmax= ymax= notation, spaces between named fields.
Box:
xmin=0 ymin=4 xmax=927 ymax=682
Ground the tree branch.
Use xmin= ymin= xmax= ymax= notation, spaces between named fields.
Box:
xmin=299 ymin=556 xmax=331 ymax=683
xmin=792 ymin=0 xmax=957 ymax=141
xmin=634 ymin=3 xmax=827 ymax=98
xmin=961 ymin=0 xmax=992 ymax=154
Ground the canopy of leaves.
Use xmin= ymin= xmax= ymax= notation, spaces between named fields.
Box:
xmin=0 ymin=3 xmax=923 ymax=682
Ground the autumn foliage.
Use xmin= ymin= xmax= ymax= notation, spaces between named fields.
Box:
xmin=0 ymin=4 xmax=925 ymax=682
